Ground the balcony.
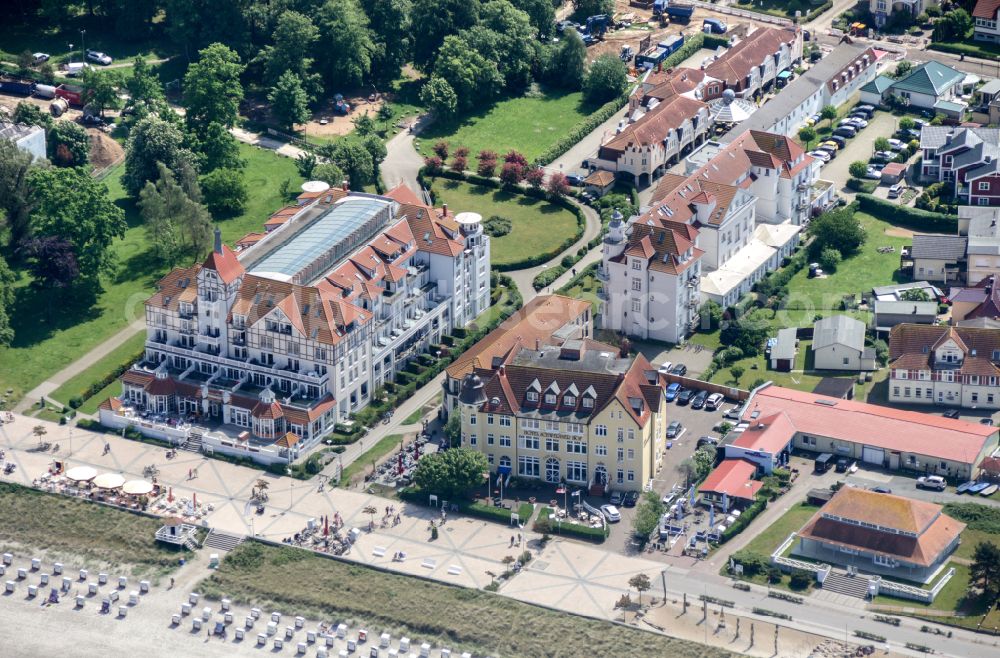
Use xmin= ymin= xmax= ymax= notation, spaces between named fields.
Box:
xmin=148 ymin=342 xmax=329 ymax=385
xmin=596 ymin=267 xmax=609 ymax=282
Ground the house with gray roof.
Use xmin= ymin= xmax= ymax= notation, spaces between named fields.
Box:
xmin=873 ymin=300 xmax=938 ymax=332
xmin=859 ymin=74 xmax=895 ymax=107
xmin=812 ymin=315 xmax=873 ymax=371
xmin=0 ymin=121 xmax=45 ymax=161
xmin=918 ymin=126 xmax=1000 ymax=204
xmin=904 ymin=234 xmax=968 ymax=284
xmin=769 ymin=327 xmax=798 ymax=372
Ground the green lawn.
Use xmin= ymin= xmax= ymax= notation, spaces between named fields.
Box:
xmin=733 ymin=0 xmax=823 ymax=19
xmin=402 ymin=392 xmax=440 ymax=425
xmin=557 ymin=266 xmax=601 ymax=314
xmin=416 ymin=90 xmax=593 ymax=162
xmin=49 ymin=329 xmax=147 ymax=411
xmin=741 ymin=502 xmax=820 ymax=557
xmin=429 ymin=179 xmax=579 ymax=268
xmin=0 ymin=144 xmax=302 ymax=408
xmin=872 ymin=562 xmax=995 ymax=625
xmin=339 ymin=434 xmax=404 ymax=486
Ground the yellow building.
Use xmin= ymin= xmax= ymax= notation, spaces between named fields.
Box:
xmin=457 ymin=340 xmax=666 ymax=494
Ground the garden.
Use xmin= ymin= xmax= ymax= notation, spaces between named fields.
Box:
xmin=726 ymin=502 xmax=821 ymax=592
xmin=428 ymin=179 xmax=580 ymax=269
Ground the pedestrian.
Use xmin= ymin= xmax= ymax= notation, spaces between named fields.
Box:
xmin=510 ymin=535 xmax=515 ymax=547
xmin=188 ymin=468 xmax=192 ymax=480
xmin=169 ymin=577 xmax=174 ymax=589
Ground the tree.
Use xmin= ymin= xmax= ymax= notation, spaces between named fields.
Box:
xmin=933 ymin=9 xmax=972 ymax=41
xmin=410 ymin=0 xmax=481 ymax=70
xmin=798 ymin=126 xmax=817 ymax=150
xmin=412 ymin=447 xmax=489 ymax=499
xmin=17 ymin=50 xmax=33 ymax=75
xmin=848 ymin=160 xmax=869 ymax=179
xmin=37 ymin=62 xmax=56 ymax=84
xmin=47 ymin=121 xmax=90 ymax=168
xmin=899 ymin=117 xmax=915 ymax=131
xmin=873 ymin=137 xmax=891 ymax=153
xmin=477 ymin=150 xmax=498 ymax=177
xmin=631 ymin=491 xmax=664 ymax=539
xmin=269 ymin=71 xmax=312 ymax=131
xmin=433 ymin=35 xmax=504 ymax=113
xmin=525 ymin=167 xmax=545 ymax=189
xmin=311 ymin=162 xmax=346 ymax=186
xmin=317 ymin=0 xmax=376 ymax=89
xmin=809 ymin=206 xmax=866 ymax=257
xmin=194 ymin=121 xmax=245 ymax=173
xmin=512 ymin=0 xmax=555 ymax=36
xmin=573 ymin=0 xmax=614 ymax=19
xmin=124 ymin=56 xmax=164 ymax=113
xmin=296 ymin=152 xmax=319 ymax=179
xmin=123 ymin=116 xmax=196 ymax=197
xmin=547 ymin=172 xmax=570 ymax=198
xmin=450 ymin=154 xmax=468 ymax=173
xmin=720 ymin=308 xmax=772 ymax=357
xmin=0 ymin=255 xmax=14 ymax=346
xmin=545 ymin=29 xmax=586 ymax=90
xmin=420 ymin=76 xmax=459 ymax=119
xmin=22 ymin=236 xmax=79 ymax=295
xmin=328 ymin=140 xmax=376 ymax=186
xmin=424 ymin=155 xmax=444 ymax=175
xmin=201 ymin=168 xmax=248 ymax=217
xmin=467 ymin=0 xmax=539 ymax=93
xmin=353 ymin=114 xmax=376 ymax=136
xmin=970 ymin=540 xmax=1000 ymax=602
xmin=12 ymin=102 xmax=52 ymax=131
xmin=27 ymin=167 xmax=127 ymax=287
xmin=692 ymin=445 xmax=717 ymax=480
xmin=183 ymin=43 xmax=245 ymax=137
xmin=729 ymin=365 xmax=745 ymax=384
xmin=433 ymin=142 xmax=450 ymax=159
xmin=361 ymin=134 xmax=387 ymax=169
xmin=164 ymin=0 xmax=252 ymax=60
xmin=500 ymin=161 xmax=525 ymax=186
xmin=893 ymin=61 xmax=912 ymax=78
xmin=0 ymin=140 xmax=35 ymax=250
xmin=32 ymin=424 xmax=47 ymax=447
xmin=263 ymin=10 xmax=322 ymax=100
xmin=138 ymin=162 xmax=212 ymax=263
xmin=628 ymin=573 xmax=652 ymax=606
xmin=362 ymin=0 xmax=411 ymax=81
xmin=583 ymin=54 xmax=627 ymax=105
xmin=81 ymin=67 xmax=122 ymax=117
xmin=443 ymin=413 xmax=461 ymax=445
xmin=900 ymin=287 xmax=931 ymax=302
xmin=820 ymin=105 xmax=837 ymax=127
xmin=819 ymin=247 xmax=842 ymax=272
xmin=700 ymin=300 xmax=724 ymax=331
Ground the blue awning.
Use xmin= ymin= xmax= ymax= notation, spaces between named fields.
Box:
xmin=777 ymin=70 xmax=792 ymax=80
xmin=497 ymin=465 xmax=512 ymax=475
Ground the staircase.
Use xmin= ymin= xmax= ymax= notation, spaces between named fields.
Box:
xmin=821 ymin=570 xmax=871 ymax=598
xmin=202 ymin=529 xmax=246 ymax=552
xmin=180 ymin=432 xmax=203 ymax=453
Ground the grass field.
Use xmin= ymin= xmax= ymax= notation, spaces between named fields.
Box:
xmin=741 ymin=502 xmax=819 ymax=557
xmin=0 ymin=482 xmax=188 ymax=577
xmin=201 ymin=541 xmax=731 ymax=658
xmin=339 ymin=434 xmax=404 ymax=486
xmin=429 ymin=179 xmax=579 ymax=267
xmin=416 ymin=90 xmax=592 ymax=162
xmin=402 ymin=393 xmax=440 ymax=425
xmin=0 ymin=144 xmax=302 ymax=407
xmin=558 ymin=265 xmax=601 ymax=314
xmin=48 ymin=329 xmax=146 ymax=412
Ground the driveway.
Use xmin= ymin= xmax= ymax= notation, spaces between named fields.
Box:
xmin=381 ymin=125 xmax=426 ymax=195
xmin=813 ymin=109 xmax=898 ymax=198
xmin=542 ymin=104 xmax=630 ymax=179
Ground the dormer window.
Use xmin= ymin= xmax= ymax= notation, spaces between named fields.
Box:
xmin=527 ymin=391 xmax=538 ymax=402
xmin=545 ymin=393 xmax=556 ymax=404
xmin=582 ymin=397 xmax=594 ymax=409
xmin=563 ymin=395 xmax=576 ymax=407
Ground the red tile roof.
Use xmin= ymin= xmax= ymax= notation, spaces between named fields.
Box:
xmin=384 ymin=183 xmax=423 ymax=205
xmin=744 ymin=385 xmax=997 ymax=464
xmin=699 ymin=458 xmax=763 ymax=501
xmin=203 ymin=244 xmax=245 ymax=285
xmin=973 ymin=0 xmax=1000 ymax=19
xmin=705 ymin=27 xmax=798 ymax=87
xmin=730 ymin=411 xmax=796 ymax=454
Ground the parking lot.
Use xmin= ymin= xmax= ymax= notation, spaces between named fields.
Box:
xmin=816 ymin=108 xmax=898 ymax=195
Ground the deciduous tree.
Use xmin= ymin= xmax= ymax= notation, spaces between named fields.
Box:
xmin=970 ymin=540 xmax=1000 ymax=602
xmin=138 ymin=162 xmax=212 ymax=262
xmin=269 ymin=71 xmax=312 ymax=131
xmin=798 ymin=126 xmax=817 ymax=150
xmin=583 ymin=54 xmax=627 ymax=105
xmin=546 ymin=172 xmax=570 ymax=197
xmin=316 ymin=0 xmax=376 ymax=89
xmin=12 ymin=102 xmax=52 ymax=131
xmin=23 ymin=235 xmax=79 ymax=292
xmin=809 ymin=206 xmax=866 ymax=257
xmin=545 ymin=30 xmax=586 ymax=90
xmin=263 ymin=10 xmax=323 ymax=101
xmin=311 ymin=162 xmax=346 ymax=186
xmin=81 ymin=67 xmax=122 ymax=117
xmin=412 ymin=447 xmax=489 ymax=499
xmin=410 ymin=0 xmax=481 ymax=70
xmin=183 ymin=43 xmax=245 ymax=137
xmin=328 ymin=140 xmax=375 ymax=186
xmin=0 ymin=254 xmax=15 ymax=346
xmin=0 ymin=140 xmax=35 ymax=251
xmin=628 ymin=573 xmax=652 ymax=605
xmin=47 ymin=121 xmax=90 ymax=168
xmin=123 ymin=116 xmax=197 ymax=197
xmin=362 ymin=0 xmax=411 ymax=82
xmin=419 ymin=76 xmax=459 ymax=119
xmin=194 ymin=121 xmax=245 ymax=173
xmin=200 ymin=168 xmax=248 ymax=217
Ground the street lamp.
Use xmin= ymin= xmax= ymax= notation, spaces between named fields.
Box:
xmin=80 ymin=29 xmax=86 ymax=65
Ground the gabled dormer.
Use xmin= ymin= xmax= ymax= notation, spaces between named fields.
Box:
xmin=544 ymin=381 xmax=560 ymax=405
xmin=525 ymin=378 xmax=541 ymax=404
xmin=932 ymin=328 xmax=968 ymax=366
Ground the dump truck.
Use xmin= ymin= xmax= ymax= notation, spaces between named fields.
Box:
xmin=577 ymin=14 xmax=611 ymax=44
xmin=55 ymin=84 xmax=84 ymax=105
xmin=0 ymin=76 xmax=35 ymax=95
xmin=654 ymin=0 xmax=694 ymax=20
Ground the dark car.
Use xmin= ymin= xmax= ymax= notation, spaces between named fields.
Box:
xmin=666 ymin=420 xmax=684 ymax=438
xmin=943 ymin=409 xmax=961 ymax=419
xmin=622 ymin=491 xmax=639 ymax=508
xmin=871 ymin=486 xmax=892 ymax=494
xmin=691 ymin=390 xmax=709 ymax=410
xmin=827 ymin=135 xmax=847 ymax=149
xmin=835 ymin=457 xmax=849 ymax=473
xmin=669 ymin=363 xmax=687 ymax=376
xmin=566 ymin=173 xmax=585 ymax=186
xmin=833 ymin=126 xmax=857 ymax=138
xmin=696 ymin=436 xmax=718 ymax=448
xmin=676 ymin=389 xmax=695 ymax=405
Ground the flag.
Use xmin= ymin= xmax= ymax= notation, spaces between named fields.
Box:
xmin=688 ymin=484 xmax=695 ymax=506
xmin=709 ymin=504 xmax=715 ymax=529
xmin=722 ymin=492 xmax=729 ymax=515
xmin=555 ymin=486 xmax=566 ymax=494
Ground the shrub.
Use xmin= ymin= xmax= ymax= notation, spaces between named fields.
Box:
xmin=201 ymin=168 xmax=249 ymax=216
xmin=856 ymin=194 xmax=957 ymax=233
xmin=449 ymin=155 xmax=467 ymax=173
xmin=432 ymin=141 xmax=449 ymax=159
xmin=423 ymin=156 xmax=443 ymax=175
xmin=499 ymin=162 xmax=524 ymax=186
xmin=731 ymin=550 xmax=768 ymax=576
xmin=789 ymin=569 xmax=812 ymax=590
xmin=819 ymin=247 xmax=842 ymax=272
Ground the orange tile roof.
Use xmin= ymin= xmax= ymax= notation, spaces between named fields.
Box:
xmin=602 ymin=95 xmax=708 ymax=155
xmin=730 ymin=411 xmax=796 ymax=454
xmin=745 ymin=385 xmax=997 ymax=464
xmin=705 ymin=27 xmax=798 ymax=87
xmin=203 ymin=245 xmax=245 ymax=285
xmin=974 ymin=0 xmax=1000 ymax=18
xmin=275 ymin=432 xmax=300 ymax=448
xmin=384 ymin=183 xmax=423 ymax=205
xmin=699 ymin=458 xmax=763 ymax=501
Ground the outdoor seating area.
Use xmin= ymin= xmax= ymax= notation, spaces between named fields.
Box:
xmin=364 ymin=436 xmax=433 ymax=488
xmin=1 ymin=551 xmax=150 ymax=618
xmin=654 ymin=486 xmax=740 ymax=559
xmin=281 ymin=514 xmax=353 ymax=557
xmin=172 ymin=595 xmax=469 ymax=657
xmin=33 ymin=464 xmax=166 ymax=515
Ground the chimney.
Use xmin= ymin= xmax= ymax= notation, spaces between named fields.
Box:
xmin=498 ymin=365 xmax=505 ymax=377
xmin=214 ymin=227 xmax=223 ymax=254
xmin=535 ymin=338 xmax=541 ymax=351
xmin=442 ymin=203 xmax=448 ymax=217
xmin=341 ymin=180 xmax=349 ymax=192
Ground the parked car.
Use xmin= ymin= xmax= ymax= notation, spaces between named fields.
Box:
xmin=833 ymin=126 xmax=857 ymax=138
xmin=610 ymin=491 xmax=623 ymax=506
xmin=696 ymin=436 xmax=718 ymax=448
xmin=845 ymin=117 xmax=868 ymax=128
xmin=807 ymin=150 xmax=831 ymax=163
xmin=664 ymin=382 xmax=681 ymax=401
xmin=864 ymin=167 xmax=881 ymax=180
xmin=705 ymin=393 xmax=724 ymax=411
xmin=723 ymin=404 xmax=745 ymax=420
xmin=657 ymin=361 xmax=674 ymax=375
xmin=886 ymin=138 xmax=905 ymax=151
xmin=872 ymin=150 xmax=894 ymax=162
xmin=898 ymin=128 xmax=921 ymax=140
xmin=566 ymin=173 xmax=585 ymax=186
xmin=943 ymin=409 xmax=961 ymax=419
xmin=676 ymin=389 xmax=694 ymax=405
xmin=809 ymin=113 xmax=821 ymax=124
xmin=691 ymin=390 xmax=709 ymax=410
xmin=804 ymin=116 xmax=817 ymax=127
xmin=669 ymin=363 xmax=687 ymax=376
xmin=871 ymin=486 xmax=892 ymax=494
xmin=828 ymin=135 xmax=847 ymax=149
xmin=32 ymin=52 xmax=50 ymax=64
xmin=835 ymin=457 xmax=850 ymax=473
xmin=815 ymin=147 xmax=836 ymax=159
xmin=916 ymin=475 xmax=947 ymax=491
xmin=888 ymin=183 xmax=906 ymax=199
xmin=622 ymin=491 xmax=639 ymax=507
xmin=85 ymin=49 xmax=113 ymax=65
xmin=703 ymin=18 xmax=727 ymax=34
xmin=666 ymin=420 xmax=684 ymax=438
xmin=980 ymin=418 xmax=994 ymax=426
xmin=819 ymin=140 xmax=839 ymax=151
xmin=601 ymin=505 xmax=621 ymax=522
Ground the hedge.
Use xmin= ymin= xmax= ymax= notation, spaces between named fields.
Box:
xmin=804 ymin=0 xmax=834 ymax=23
xmin=533 ymin=506 xmax=608 ymax=541
xmin=720 ymin=497 xmax=767 ymax=543
xmin=536 ymin=93 xmax=629 ymax=166
xmin=927 ymin=41 xmax=1000 ymax=60
xmin=846 ymin=177 xmax=877 ymax=194
xmin=533 ymin=247 xmax=590 ymax=290
xmin=399 ymin=486 xmax=522 ymax=523
xmin=556 ymin=261 xmax=599 ymax=296
xmin=420 ymin=169 xmax=587 ymax=271
xmin=856 ymin=194 xmax=957 ymax=233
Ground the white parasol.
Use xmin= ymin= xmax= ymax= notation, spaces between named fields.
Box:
xmin=65 ymin=466 xmax=97 ymax=482
xmin=122 ymin=480 xmax=154 ymax=496
xmin=93 ymin=473 xmax=126 ymax=490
